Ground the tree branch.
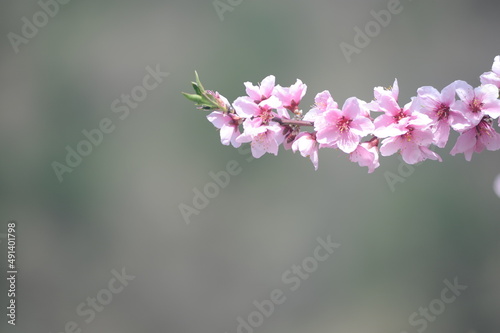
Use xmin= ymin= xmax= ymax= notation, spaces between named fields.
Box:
xmin=271 ymin=117 xmax=314 ymax=127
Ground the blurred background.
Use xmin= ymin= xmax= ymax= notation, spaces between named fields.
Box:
xmin=0 ymin=0 xmax=500 ymax=332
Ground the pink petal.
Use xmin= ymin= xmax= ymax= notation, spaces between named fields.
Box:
xmin=377 ymin=95 xmax=401 ymax=116
xmin=416 ymin=86 xmax=441 ymax=109
xmin=420 ymin=146 xmax=442 ymax=162
xmin=316 ymin=127 xmax=339 ymax=145
xmin=206 ymin=111 xmax=227 ymax=128
xmin=350 ymin=116 xmax=374 ymax=136
xmin=450 ymin=129 xmax=477 ymax=161
xmin=260 ymin=75 xmax=276 ymax=98
xmin=342 ymin=97 xmax=362 ymax=119
xmin=234 ymin=97 xmax=260 ymax=118
xmin=441 ymin=82 xmax=458 ymax=106
xmin=337 ymin=131 xmax=359 ymax=153
xmin=379 ymin=137 xmax=401 ymax=156
xmin=432 ymin=121 xmax=451 ymax=148
xmin=400 ymin=142 xmax=424 ymax=164
xmin=479 ymin=127 xmax=500 ymax=151
xmin=455 ymin=81 xmax=474 ymax=104
xmin=482 ymin=98 xmax=500 ymax=119
xmin=373 ymin=115 xmax=407 ymax=137
xmin=475 ymin=84 xmax=498 ymax=104
xmin=244 ymin=82 xmax=262 ymax=101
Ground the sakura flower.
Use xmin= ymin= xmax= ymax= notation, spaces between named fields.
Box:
xmin=451 ymin=81 xmax=500 ymax=129
xmin=303 ymin=90 xmax=338 ymax=123
xmin=233 ymin=95 xmax=282 ymax=128
xmin=291 ymin=132 xmax=319 ymax=170
xmin=349 ymin=138 xmax=380 ymax=173
xmin=379 ymin=114 xmax=442 ymax=165
xmin=371 ymin=79 xmax=419 ymax=138
xmin=450 ymin=117 xmax=500 ymax=161
xmin=372 ymin=95 xmax=415 ymax=138
xmin=373 ymin=78 xmax=399 ymax=102
xmin=244 ymin=75 xmax=277 ymax=103
xmin=236 ymin=121 xmax=285 ymax=158
xmin=274 ymin=79 xmax=307 ymax=111
xmin=416 ymin=82 xmax=469 ymax=148
xmin=480 ymin=55 xmax=500 ymax=89
xmin=315 ymin=97 xmax=374 ymax=153
xmin=207 ymin=111 xmax=241 ymax=148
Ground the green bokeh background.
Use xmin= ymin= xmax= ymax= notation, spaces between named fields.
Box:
xmin=0 ymin=0 xmax=499 ymax=332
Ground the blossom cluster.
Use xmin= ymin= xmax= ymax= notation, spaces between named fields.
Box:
xmin=185 ymin=56 xmax=500 ymax=173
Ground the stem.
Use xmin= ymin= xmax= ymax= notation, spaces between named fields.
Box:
xmin=271 ymin=117 xmax=314 ymax=127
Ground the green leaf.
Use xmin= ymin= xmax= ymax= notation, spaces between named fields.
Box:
xmin=191 ymin=82 xmax=203 ymax=96
xmin=182 ymin=92 xmax=204 ymax=104
xmin=194 ymin=71 xmax=206 ymax=92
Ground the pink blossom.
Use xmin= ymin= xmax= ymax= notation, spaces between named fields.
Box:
xmin=372 ymin=96 xmax=416 ymax=138
xmin=315 ymin=97 xmax=374 ymax=153
xmin=371 ymin=79 xmax=419 ymax=138
xmin=244 ymin=75 xmax=277 ymax=103
xmin=450 ymin=117 xmax=500 ymax=161
xmin=207 ymin=111 xmax=241 ymax=148
xmin=349 ymin=139 xmax=380 ymax=173
xmin=379 ymin=115 xmax=441 ymax=164
xmin=451 ymin=81 xmax=500 ymax=129
xmin=480 ymin=55 xmax=500 ymax=88
xmin=373 ymin=78 xmax=399 ymax=102
xmin=416 ymin=82 xmax=469 ymax=147
xmin=303 ymin=90 xmax=338 ymax=123
xmin=274 ymin=79 xmax=307 ymax=111
xmin=291 ymin=132 xmax=319 ymax=170
xmin=236 ymin=121 xmax=285 ymax=158
xmin=233 ymin=95 xmax=282 ymax=127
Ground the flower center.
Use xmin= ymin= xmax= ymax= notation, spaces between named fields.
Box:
xmin=393 ymin=108 xmax=407 ymax=122
xmin=260 ymin=109 xmax=274 ymax=124
xmin=436 ymin=104 xmax=450 ymax=121
xmin=470 ymin=98 xmax=484 ymax=113
xmin=336 ymin=117 xmax=352 ymax=132
xmin=402 ymin=127 xmax=414 ymax=142
xmin=476 ymin=117 xmax=493 ymax=137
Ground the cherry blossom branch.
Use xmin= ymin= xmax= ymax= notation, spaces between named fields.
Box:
xmin=271 ymin=117 xmax=314 ymax=127
xmin=183 ymin=55 xmax=500 ymax=173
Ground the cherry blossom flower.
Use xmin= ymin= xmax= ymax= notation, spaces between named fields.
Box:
xmin=416 ymin=82 xmax=469 ymax=148
xmin=373 ymin=78 xmax=400 ymax=102
xmin=450 ymin=117 xmax=500 ymax=161
xmin=371 ymin=80 xmax=418 ymax=138
xmin=244 ymin=75 xmax=277 ymax=103
xmin=379 ymin=114 xmax=441 ymax=164
xmin=451 ymin=82 xmax=500 ymax=129
xmin=302 ymin=90 xmax=338 ymax=123
xmin=274 ymin=79 xmax=307 ymax=111
xmin=291 ymin=132 xmax=319 ymax=170
xmin=349 ymin=139 xmax=380 ymax=173
xmin=480 ymin=55 xmax=500 ymax=89
xmin=315 ymin=97 xmax=374 ymax=153
xmin=233 ymin=95 xmax=282 ymax=127
xmin=236 ymin=121 xmax=285 ymax=158
xmin=207 ymin=111 xmax=241 ymax=148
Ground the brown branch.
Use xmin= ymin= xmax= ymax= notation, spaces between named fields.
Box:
xmin=271 ymin=117 xmax=314 ymax=127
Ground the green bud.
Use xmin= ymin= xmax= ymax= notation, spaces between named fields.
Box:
xmin=182 ymin=92 xmax=204 ymax=104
